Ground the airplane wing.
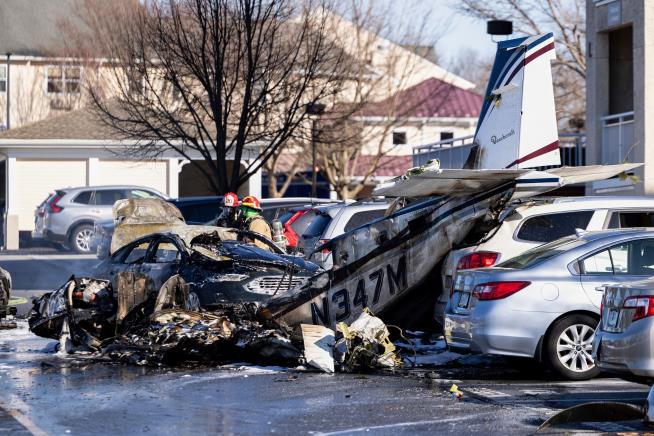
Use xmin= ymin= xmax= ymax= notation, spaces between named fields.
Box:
xmin=373 ymin=168 xmax=529 ymax=197
xmin=545 ymin=163 xmax=642 ymax=185
xmin=373 ymin=163 xmax=643 ymax=198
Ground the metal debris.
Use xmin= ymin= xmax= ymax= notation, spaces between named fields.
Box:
xmin=333 ymin=310 xmax=402 ymax=372
xmin=301 ymin=324 xmax=335 ymax=373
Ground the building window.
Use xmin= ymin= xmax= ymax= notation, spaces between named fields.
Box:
xmin=392 ymin=131 xmax=407 ymax=145
xmin=440 ymin=131 xmax=454 ymax=141
xmin=46 ymin=65 xmax=81 ymax=95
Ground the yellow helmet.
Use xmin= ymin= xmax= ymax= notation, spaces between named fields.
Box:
xmin=241 ymin=195 xmax=262 ymax=211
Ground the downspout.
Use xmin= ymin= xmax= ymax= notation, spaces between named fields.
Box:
xmin=5 ymin=53 xmax=10 ymax=130
xmin=0 ymin=150 xmax=8 ymax=250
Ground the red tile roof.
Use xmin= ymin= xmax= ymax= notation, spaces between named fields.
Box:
xmin=359 ymin=77 xmax=482 ymax=119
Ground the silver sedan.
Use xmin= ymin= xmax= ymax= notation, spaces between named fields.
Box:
xmin=444 ymin=229 xmax=654 ymax=380
xmin=593 ymin=278 xmax=654 ymax=379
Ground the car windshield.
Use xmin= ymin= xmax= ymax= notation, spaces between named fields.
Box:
xmin=497 ymin=236 xmax=587 ymax=269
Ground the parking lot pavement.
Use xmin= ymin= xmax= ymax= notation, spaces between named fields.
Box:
xmin=1 ymin=321 xmax=651 ymax=434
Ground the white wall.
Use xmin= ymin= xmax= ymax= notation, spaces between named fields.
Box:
xmin=97 ymin=159 xmax=168 ymax=194
xmin=13 ymin=158 xmax=87 ymax=231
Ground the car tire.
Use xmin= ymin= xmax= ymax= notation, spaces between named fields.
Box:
xmin=69 ymin=224 xmax=95 ymax=254
xmin=545 ymin=314 xmax=600 ymax=381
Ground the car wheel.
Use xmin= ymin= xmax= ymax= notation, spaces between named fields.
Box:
xmin=69 ymin=224 xmax=95 ymax=254
xmin=545 ymin=314 xmax=600 ymax=381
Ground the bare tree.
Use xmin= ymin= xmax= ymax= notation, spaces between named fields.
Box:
xmin=447 ymin=48 xmax=493 ymax=94
xmin=457 ymin=0 xmax=585 ymax=128
xmin=300 ymin=1 xmax=458 ymax=199
xmin=72 ymin=0 xmax=345 ymax=195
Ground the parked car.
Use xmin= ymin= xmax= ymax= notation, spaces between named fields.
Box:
xmin=593 ymin=278 xmax=654 ymax=380
xmin=297 ymin=200 xmax=391 ymax=268
xmin=33 ymin=186 xmax=168 ymax=253
xmin=278 ymin=201 xmax=352 ymax=251
xmin=437 ymin=196 xmax=654 ymax=325
xmin=92 ymin=197 xmax=338 ymax=258
xmin=444 ymin=228 xmax=654 ymax=380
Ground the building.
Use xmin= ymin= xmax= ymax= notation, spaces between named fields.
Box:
xmin=0 ymin=106 xmax=261 ymax=249
xmin=356 ymin=77 xmax=482 ymax=157
xmin=586 ymin=0 xmax=649 ymax=194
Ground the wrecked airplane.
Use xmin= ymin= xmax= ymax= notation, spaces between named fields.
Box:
xmin=263 ymin=33 xmax=641 ymax=329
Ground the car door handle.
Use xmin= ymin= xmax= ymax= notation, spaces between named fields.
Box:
xmin=595 ymin=284 xmax=610 ymax=292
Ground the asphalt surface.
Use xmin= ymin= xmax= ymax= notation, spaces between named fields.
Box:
xmin=0 ymin=321 xmax=652 ymax=435
xmin=1 ymin=255 xmax=653 ymax=434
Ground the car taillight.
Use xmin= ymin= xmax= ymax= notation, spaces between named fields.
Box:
xmin=49 ymin=194 xmax=64 ymax=213
xmin=457 ymin=252 xmax=500 ymax=270
xmin=623 ymin=296 xmax=654 ymax=321
xmin=37 ymin=208 xmax=45 ymax=217
xmin=472 ymin=281 xmax=530 ymax=300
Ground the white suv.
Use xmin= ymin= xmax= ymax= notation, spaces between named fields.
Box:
xmin=436 ymin=196 xmax=654 ymax=324
xmin=298 ymin=201 xmax=391 ymax=269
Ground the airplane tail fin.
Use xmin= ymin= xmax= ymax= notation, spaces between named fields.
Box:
xmin=468 ymin=33 xmax=559 ymax=170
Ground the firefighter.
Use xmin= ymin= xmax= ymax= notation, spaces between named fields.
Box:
xmin=215 ymin=192 xmax=241 ymax=227
xmin=238 ymin=195 xmax=272 ymax=251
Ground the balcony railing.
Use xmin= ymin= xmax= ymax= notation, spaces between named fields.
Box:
xmin=412 ymin=135 xmax=474 ymax=168
xmin=601 ymin=111 xmax=634 ymax=165
xmin=412 ymin=133 xmax=586 ymax=169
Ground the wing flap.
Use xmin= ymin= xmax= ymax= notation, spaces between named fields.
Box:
xmin=546 ymin=163 xmax=642 ymax=185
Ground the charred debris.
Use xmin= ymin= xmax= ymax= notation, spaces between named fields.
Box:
xmin=29 ymin=276 xmax=403 ymax=372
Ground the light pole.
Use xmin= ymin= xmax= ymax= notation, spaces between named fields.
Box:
xmin=306 ymin=102 xmax=325 ymax=198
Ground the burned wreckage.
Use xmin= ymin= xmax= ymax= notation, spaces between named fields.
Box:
xmin=29 ymin=198 xmax=326 ymax=366
xmin=29 ymin=34 xmax=642 ymax=368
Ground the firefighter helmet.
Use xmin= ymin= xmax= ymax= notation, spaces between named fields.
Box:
xmin=241 ymin=195 xmax=262 ymax=211
xmin=223 ymin=192 xmax=239 ymax=208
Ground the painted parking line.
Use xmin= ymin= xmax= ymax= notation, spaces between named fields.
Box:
xmin=0 ymin=398 xmax=48 ymax=436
